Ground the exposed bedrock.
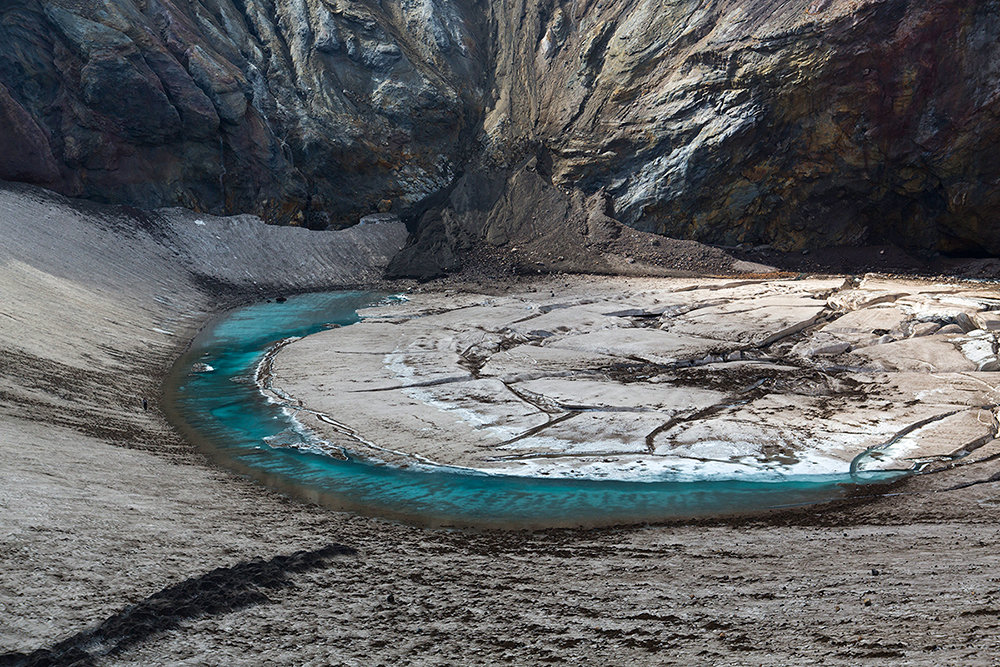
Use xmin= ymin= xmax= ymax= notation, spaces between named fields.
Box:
xmin=0 ymin=0 xmax=485 ymax=228
xmin=481 ymin=0 xmax=1000 ymax=257
xmin=2 ymin=0 xmax=999 ymax=265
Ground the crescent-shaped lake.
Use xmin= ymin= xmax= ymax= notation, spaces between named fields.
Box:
xmin=167 ymin=291 xmax=901 ymax=528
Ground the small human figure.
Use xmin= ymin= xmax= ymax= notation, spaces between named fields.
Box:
xmin=142 ymin=398 xmax=148 ymax=411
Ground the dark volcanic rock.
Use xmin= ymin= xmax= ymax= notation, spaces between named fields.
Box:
xmin=473 ymin=0 xmax=1000 ymax=260
xmin=1 ymin=0 xmax=999 ymax=265
xmin=0 ymin=82 xmax=59 ymax=183
xmin=0 ymin=0 xmax=485 ymax=227
xmin=387 ymin=153 xmax=740 ymax=280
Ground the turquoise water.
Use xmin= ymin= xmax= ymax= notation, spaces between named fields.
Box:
xmin=169 ymin=291 xmax=902 ymax=528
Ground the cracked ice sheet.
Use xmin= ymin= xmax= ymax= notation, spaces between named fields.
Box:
xmin=547 ymin=328 xmax=725 ymax=364
xmin=870 ymin=410 xmax=996 ymax=467
xmin=663 ymin=295 xmax=829 ymax=345
xmin=655 ymin=416 xmax=872 ymax=476
xmin=851 ymin=336 xmax=977 ymax=372
xmin=355 ymin=292 xmax=508 ymax=322
xmin=879 ymin=372 xmax=1000 ymax=407
xmin=649 ymin=389 xmax=977 ymax=469
xmin=386 ymin=347 xmax=468 ymax=384
xmin=401 ymin=377 xmax=550 ymax=438
xmin=824 ymin=305 xmax=908 ymax=334
xmin=269 ymin=275 xmax=1000 ymax=481
xmin=272 ymin=335 xmax=405 ymax=393
xmin=513 ymin=377 xmax=725 ymax=412
xmin=504 ymin=302 xmax=632 ymax=337
xmin=479 ymin=345 xmax=625 ymax=379
xmin=275 ymin=371 xmax=550 ymax=468
xmin=494 ymin=411 xmax=666 ymax=454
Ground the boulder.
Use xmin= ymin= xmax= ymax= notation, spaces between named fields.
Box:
xmin=974 ymin=313 xmax=1000 ymax=332
xmin=955 ymin=313 xmax=978 ymax=333
xmin=910 ymin=322 xmax=941 ymax=337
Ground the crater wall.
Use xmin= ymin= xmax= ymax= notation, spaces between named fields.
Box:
xmin=2 ymin=0 xmax=998 ymax=269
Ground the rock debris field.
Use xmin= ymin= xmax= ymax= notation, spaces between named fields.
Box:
xmin=271 ymin=276 xmax=1000 ymax=483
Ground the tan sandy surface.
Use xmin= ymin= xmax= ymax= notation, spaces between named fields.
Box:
xmin=3 ymin=183 xmax=1000 ymax=665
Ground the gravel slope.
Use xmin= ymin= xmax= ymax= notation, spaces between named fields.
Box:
xmin=2 ymin=183 xmax=1000 ymax=665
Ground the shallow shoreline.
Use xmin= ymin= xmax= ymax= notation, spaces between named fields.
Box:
xmin=5 ymin=183 xmax=1000 ymax=664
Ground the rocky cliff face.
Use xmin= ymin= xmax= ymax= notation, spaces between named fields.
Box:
xmin=2 ymin=0 xmax=998 ymax=264
xmin=0 ymin=0 xmax=485 ymax=227
xmin=480 ymin=0 xmax=1000 ymax=257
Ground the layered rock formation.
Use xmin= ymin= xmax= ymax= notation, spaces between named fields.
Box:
xmin=2 ymin=0 xmax=998 ymax=263
xmin=481 ymin=0 xmax=1000 ymax=255
xmin=0 ymin=0 xmax=484 ymax=227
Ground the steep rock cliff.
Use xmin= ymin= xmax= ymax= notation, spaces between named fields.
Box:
xmin=480 ymin=0 xmax=1000 ymax=256
xmin=0 ymin=0 xmax=485 ymax=227
xmin=1 ymin=0 xmax=998 ymax=262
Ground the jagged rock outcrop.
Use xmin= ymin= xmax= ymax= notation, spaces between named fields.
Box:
xmin=1 ymin=0 xmax=998 ymax=261
xmin=481 ymin=0 xmax=1000 ymax=257
xmin=0 ymin=0 xmax=485 ymax=227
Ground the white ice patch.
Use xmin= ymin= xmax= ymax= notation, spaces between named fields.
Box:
xmin=916 ymin=388 xmax=947 ymax=401
xmin=386 ymin=351 xmax=518 ymax=437
xmin=486 ymin=448 xmax=850 ymax=483
xmin=961 ymin=337 xmax=995 ymax=365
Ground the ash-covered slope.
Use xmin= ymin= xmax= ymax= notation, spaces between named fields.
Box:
xmin=0 ymin=179 xmax=406 ymax=457
xmin=2 ymin=0 xmax=998 ymax=269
